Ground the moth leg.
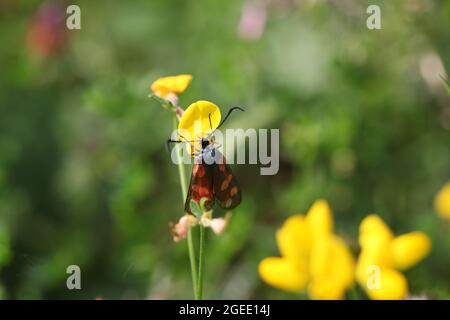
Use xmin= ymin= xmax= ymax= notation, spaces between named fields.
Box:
xmin=166 ymin=139 xmax=182 ymax=153
xmin=178 ymin=134 xmax=203 ymax=155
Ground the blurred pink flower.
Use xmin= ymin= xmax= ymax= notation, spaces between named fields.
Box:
xmin=238 ymin=0 xmax=268 ymax=41
xmin=209 ymin=218 xmax=228 ymax=235
xmin=26 ymin=0 xmax=66 ymax=57
xmin=170 ymin=215 xmax=197 ymax=242
xmin=205 ymin=212 xmax=231 ymax=235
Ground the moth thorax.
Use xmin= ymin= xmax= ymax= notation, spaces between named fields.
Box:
xmin=201 ymin=144 xmax=217 ymax=165
xmin=201 ymin=138 xmax=210 ymax=149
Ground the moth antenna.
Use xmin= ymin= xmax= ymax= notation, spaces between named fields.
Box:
xmin=209 ymin=113 xmax=213 ymax=131
xmin=216 ymin=107 xmax=244 ymax=130
xmin=206 ymin=107 xmax=245 ymax=140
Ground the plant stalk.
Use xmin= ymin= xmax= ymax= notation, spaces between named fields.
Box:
xmin=197 ymin=224 xmax=206 ymax=299
xmin=173 ymin=115 xmax=198 ymax=299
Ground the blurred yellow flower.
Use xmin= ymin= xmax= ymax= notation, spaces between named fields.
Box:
xmin=150 ymin=74 xmax=192 ymax=99
xmin=356 ymin=215 xmax=431 ymax=300
xmin=178 ymin=100 xmax=221 ymax=141
xmin=434 ymin=182 xmax=450 ymax=219
xmin=258 ymin=199 xmax=355 ymax=299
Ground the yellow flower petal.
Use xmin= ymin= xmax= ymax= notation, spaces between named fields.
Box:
xmin=434 ymin=182 xmax=450 ymax=219
xmin=261 ymin=201 xmax=356 ymax=298
xmin=276 ymin=215 xmax=311 ymax=266
xmin=365 ymin=268 xmax=408 ymax=300
xmin=356 ymin=250 xmax=380 ymax=285
xmin=178 ymin=100 xmax=221 ymax=141
xmin=309 ymin=235 xmax=329 ymax=279
xmin=308 ymin=280 xmax=347 ymax=300
xmin=331 ymin=236 xmax=355 ymax=288
xmin=309 ymin=235 xmax=355 ymax=299
xmin=359 ymin=214 xmax=393 ymax=250
xmin=391 ymin=231 xmax=431 ymax=270
xmin=258 ymin=257 xmax=308 ymax=292
xmin=150 ymin=74 xmax=192 ymax=98
xmin=306 ymin=199 xmax=334 ymax=237
xmin=357 ymin=240 xmax=393 ymax=280
xmin=356 ymin=215 xmax=430 ymax=300
xmin=356 ymin=215 xmax=394 ymax=284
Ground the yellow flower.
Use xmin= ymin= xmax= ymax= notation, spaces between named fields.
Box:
xmin=150 ymin=74 xmax=192 ymax=99
xmin=356 ymin=214 xmax=431 ymax=300
xmin=258 ymin=199 xmax=355 ymax=299
xmin=178 ymin=100 xmax=221 ymax=141
xmin=434 ymin=182 xmax=450 ymax=219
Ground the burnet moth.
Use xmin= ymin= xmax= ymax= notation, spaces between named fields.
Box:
xmin=168 ymin=107 xmax=244 ymax=214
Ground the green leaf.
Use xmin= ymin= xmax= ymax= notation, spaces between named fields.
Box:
xmin=439 ymin=74 xmax=450 ymax=95
xmin=148 ymin=93 xmax=175 ymax=110
xmin=189 ymin=200 xmax=202 ymax=217
xmin=199 ymin=197 xmax=210 ymax=212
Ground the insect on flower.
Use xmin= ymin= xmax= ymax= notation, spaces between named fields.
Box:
xmin=168 ymin=101 xmax=244 ymax=214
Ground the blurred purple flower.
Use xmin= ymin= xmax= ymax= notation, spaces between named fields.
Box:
xmin=238 ymin=0 xmax=268 ymax=41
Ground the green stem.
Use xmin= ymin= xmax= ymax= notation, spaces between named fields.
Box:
xmin=197 ymin=224 xmax=205 ymax=300
xmin=349 ymin=286 xmax=360 ymax=300
xmin=188 ymin=229 xmax=198 ymax=299
xmin=173 ymin=115 xmax=198 ymax=299
xmin=175 ymin=136 xmax=188 ymax=202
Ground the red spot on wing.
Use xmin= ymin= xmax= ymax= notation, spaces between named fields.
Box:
xmin=213 ymin=154 xmax=242 ymax=210
xmin=185 ymin=163 xmax=214 ymax=213
xmin=193 ymin=164 xmax=205 ymax=177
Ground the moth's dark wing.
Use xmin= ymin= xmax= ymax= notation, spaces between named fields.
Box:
xmin=184 ymin=163 xmax=215 ymax=214
xmin=212 ymin=152 xmax=242 ymax=210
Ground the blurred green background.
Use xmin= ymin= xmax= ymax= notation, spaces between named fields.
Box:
xmin=0 ymin=0 xmax=449 ymax=299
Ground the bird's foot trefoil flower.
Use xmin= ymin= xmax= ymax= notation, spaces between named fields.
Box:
xmin=356 ymin=214 xmax=431 ymax=300
xmin=259 ymin=199 xmax=355 ymax=300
